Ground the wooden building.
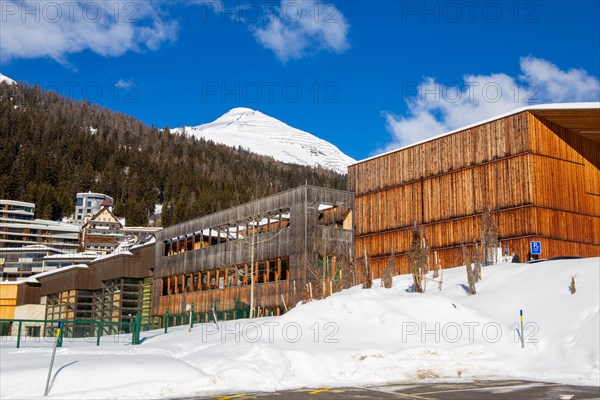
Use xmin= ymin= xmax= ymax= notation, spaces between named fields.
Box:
xmin=33 ymin=240 xmax=156 ymax=336
xmin=348 ymin=104 xmax=600 ymax=276
xmin=153 ymin=185 xmax=354 ymax=319
xmin=0 ymin=280 xmax=42 ymax=336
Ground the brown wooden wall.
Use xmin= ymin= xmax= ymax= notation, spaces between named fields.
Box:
xmin=350 ymin=113 xmax=530 ymax=195
xmin=153 ymin=185 xmax=354 ymax=316
xmin=38 ymin=268 xmax=98 ymax=296
xmin=350 ymin=109 xmax=600 ymax=278
xmin=155 ymin=280 xmax=293 ymax=316
xmin=16 ymin=283 xmax=41 ymax=305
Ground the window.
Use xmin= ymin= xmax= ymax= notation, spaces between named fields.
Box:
xmin=27 ymin=326 xmax=41 ymax=337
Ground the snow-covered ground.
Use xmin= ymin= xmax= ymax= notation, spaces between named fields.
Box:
xmin=1 ymin=258 xmax=598 ymax=399
xmin=173 ymin=108 xmax=356 ymax=174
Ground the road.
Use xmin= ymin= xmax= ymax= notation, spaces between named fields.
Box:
xmin=187 ymin=380 xmax=600 ymax=400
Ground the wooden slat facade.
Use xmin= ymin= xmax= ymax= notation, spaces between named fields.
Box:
xmin=153 ymin=185 xmax=354 ymax=317
xmin=349 ymin=108 xmax=600 ymax=276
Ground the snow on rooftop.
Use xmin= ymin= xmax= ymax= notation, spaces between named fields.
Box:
xmin=354 ymin=102 xmax=600 ymax=166
xmin=42 ymin=251 xmax=99 ymax=260
xmin=23 ymin=263 xmax=89 ymax=282
xmin=0 ymin=245 xmax=65 ymax=253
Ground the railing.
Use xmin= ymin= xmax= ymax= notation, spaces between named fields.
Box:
xmin=0 ymin=316 xmax=142 ymax=348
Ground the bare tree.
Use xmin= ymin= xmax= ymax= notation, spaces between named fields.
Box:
xmin=480 ymin=208 xmax=499 ymax=266
xmin=339 ymin=252 xmax=357 ymax=289
xmin=463 ymin=245 xmax=477 ymax=295
xmin=432 ymin=251 xmax=440 ymax=279
xmin=409 ymin=224 xmax=429 ymax=293
xmin=235 ymin=196 xmax=288 ymax=317
xmin=473 ymin=242 xmax=482 ymax=283
xmin=362 ymin=250 xmax=372 ymax=289
xmin=305 ymin=234 xmax=344 ymax=299
xmin=569 ymin=275 xmax=577 ymax=294
xmin=382 ymin=249 xmax=396 ymax=289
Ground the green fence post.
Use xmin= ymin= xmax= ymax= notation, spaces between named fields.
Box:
xmin=191 ymin=303 xmax=195 ymax=329
xmin=164 ymin=308 xmax=169 ymax=334
xmin=16 ymin=321 xmax=22 ymax=349
xmin=96 ymin=322 xmax=101 ymax=346
xmin=134 ymin=314 xmax=141 ymax=345
xmin=57 ymin=321 xmax=64 ymax=348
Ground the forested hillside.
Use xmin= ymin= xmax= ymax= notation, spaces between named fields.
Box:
xmin=0 ymin=82 xmax=346 ymax=227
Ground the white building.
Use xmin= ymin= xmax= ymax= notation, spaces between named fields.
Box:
xmin=74 ymin=192 xmax=114 ymax=225
xmin=0 ymin=200 xmax=80 ymax=252
xmin=0 ymin=245 xmax=65 ymax=281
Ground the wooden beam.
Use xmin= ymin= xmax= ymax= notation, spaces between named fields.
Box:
xmin=276 ymin=258 xmax=281 ymax=281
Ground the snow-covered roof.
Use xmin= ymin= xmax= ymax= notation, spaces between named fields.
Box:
xmin=0 ymin=245 xmax=65 ymax=253
xmin=91 ymin=249 xmax=134 ymax=263
xmin=0 ymin=220 xmax=80 ymax=232
xmin=24 ymin=264 xmax=90 ymax=282
xmin=43 ymin=251 xmax=99 ymax=260
xmin=353 ymin=102 xmax=600 ymax=166
xmin=129 ymin=235 xmax=156 ymax=250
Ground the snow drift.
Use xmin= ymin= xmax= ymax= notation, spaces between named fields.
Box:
xmin=1 ymin=258 xmax=598 ymax=399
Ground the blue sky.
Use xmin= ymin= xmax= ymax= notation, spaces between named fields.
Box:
xmin=1 ymin=0 xmax=599 ymax=161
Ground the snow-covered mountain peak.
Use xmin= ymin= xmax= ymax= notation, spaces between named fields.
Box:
xmin=225 ymin=107 xmax=258 ymax=115
xmin=174 ymin=108 xmax=355 ymax=174
xmin=0 ymin=73 xmax=16 ymax=85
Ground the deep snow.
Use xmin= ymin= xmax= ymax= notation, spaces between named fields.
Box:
xmin=1 ymin=258 xmax=598 ymax=399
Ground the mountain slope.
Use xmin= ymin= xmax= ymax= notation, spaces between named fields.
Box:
xmin=174 ymin=108 xmax=355 ymax=174
xmin=0 ymin=74 xmax=16 ymax=85
xmin=0 ymin=82 xmax=347 ymax=227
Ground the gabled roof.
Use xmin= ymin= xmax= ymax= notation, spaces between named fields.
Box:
xmin=83 ymin=205 xmax=123 ymax=229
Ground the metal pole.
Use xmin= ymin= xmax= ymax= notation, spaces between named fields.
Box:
xmin=57 ymin=321 xmax=64 ymax=348
xmin=44 ymin=322 xmax=61 ymax=396
xmin=96 ymin=323 xmax=101 ymax=346
xmin=16 ymin=321 xmax=22 ymax=349
xmin=519 ymin=309 xmax=525 ymax=348
xmin=211 ymin=300 xmax=219 ymax=330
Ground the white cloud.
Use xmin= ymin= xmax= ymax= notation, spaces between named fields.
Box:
xmin=519 ymin=56 xmax=600 ymax=102
xmin=251 ymin=0 xmax=350 ymax=62
xmin=382 ymin=57 xmax=600 ymax=152
xmin=0 ymin=1 xmax=178 ymax=63
xmin=114 ymin=79 xmax=135 ymax=89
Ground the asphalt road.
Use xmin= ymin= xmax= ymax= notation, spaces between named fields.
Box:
xmin=188 ymin=380 xmax=600 ymax=400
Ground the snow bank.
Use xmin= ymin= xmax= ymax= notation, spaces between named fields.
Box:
xmin=1 ymin=258 xmax=598 ymax=399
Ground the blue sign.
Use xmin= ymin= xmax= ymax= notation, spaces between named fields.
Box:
xmin=530 ymin=241 xmax=542 ymax=255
